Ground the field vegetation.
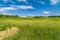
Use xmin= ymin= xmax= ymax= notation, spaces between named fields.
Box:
xmin=0 ymin=14 xmax=60 ymax=40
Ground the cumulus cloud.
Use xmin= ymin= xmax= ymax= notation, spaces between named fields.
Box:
xmin=16 ymin=6 xmax=34 ymax=9
xmin=43 ymin=11 xmax=50 ymax=14
xmin=50 ymin=0 xmax=60 ymax=5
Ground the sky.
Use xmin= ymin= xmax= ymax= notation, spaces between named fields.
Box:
xmin=0 ymin=0 xmax=60 ymax=16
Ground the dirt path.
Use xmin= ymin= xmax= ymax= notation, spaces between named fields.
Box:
xmin=0 ymin=27 xmax=19 ymax=40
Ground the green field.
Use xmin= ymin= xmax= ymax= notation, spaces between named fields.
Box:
xmin=0 ymin=16 xmax=60 ymax=40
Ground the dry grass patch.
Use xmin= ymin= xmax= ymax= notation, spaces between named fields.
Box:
xmin=0 ymin=27 xmax=19 ymax=40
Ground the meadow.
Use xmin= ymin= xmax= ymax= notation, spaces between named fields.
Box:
xmin=0 ymin=15 xmax=60 ymax=40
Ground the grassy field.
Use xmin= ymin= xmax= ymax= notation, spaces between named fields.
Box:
xmin=0 ymin=17 xmax=60 ymax=40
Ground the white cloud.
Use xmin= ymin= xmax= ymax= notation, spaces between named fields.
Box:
xmin=43 ymin=11 xmax=50 ymax=14
xmin=50 ymin=0 xmax=60 ymax=5
xmin=22 ymin=0 xmax=27 ymax=2
xmin=0 ymin=5 xmax=34 ymax=13
xmin=3 ymin=0 xmax=15 ymax=4
xmin=10 ymin=0 xmax=16 ymax=4
xmin=28 ymin=13 xmax=34 ymax=16
xmin=16 ymin=6 xmax=34 ymax=9
xmin=0 ymin=7 xmax=17 ymax=12
xmin=28 ymin=13 xmax=31 ymax=16
xmin=40 ymin=1 xmax=45 ymax=5
xmin=17 ymin=0 xmax=22 ymax=2
xmin=17 ymin=0 xmax=28 ymax=4
xmin=38 ymin=1 xmax=45 ymax=5
xmin=1 ymin=13 xmax=15 ymax=15
xmin=3 ymin=0 xmax=27 ymax=3
xmin=2 ymin=13 xmax=7 ymax=15
xmin=3 ymin=0 xmax=9 ymax=3
xmin=17 ymin=0 xmax=27 ymax=2
xmin=1 ymin=7 xmax=16 ymax=10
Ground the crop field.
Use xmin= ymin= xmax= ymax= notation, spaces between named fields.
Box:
xmin=0 ymin=17 xmax=60 ymax=40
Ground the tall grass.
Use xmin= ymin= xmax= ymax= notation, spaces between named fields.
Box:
xmin=0 ymin=18 xmax=60 ymax=40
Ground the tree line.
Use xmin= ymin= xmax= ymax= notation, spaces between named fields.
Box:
xmin=0 ymin=14 xmax=60 ymax=18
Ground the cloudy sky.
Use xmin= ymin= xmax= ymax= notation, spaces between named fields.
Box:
xmin=0 ymin=0 xmax=60 ymax=16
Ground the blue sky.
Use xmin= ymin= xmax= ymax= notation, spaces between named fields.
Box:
xmin=0 ymin=0 xmax=60 ymax=16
